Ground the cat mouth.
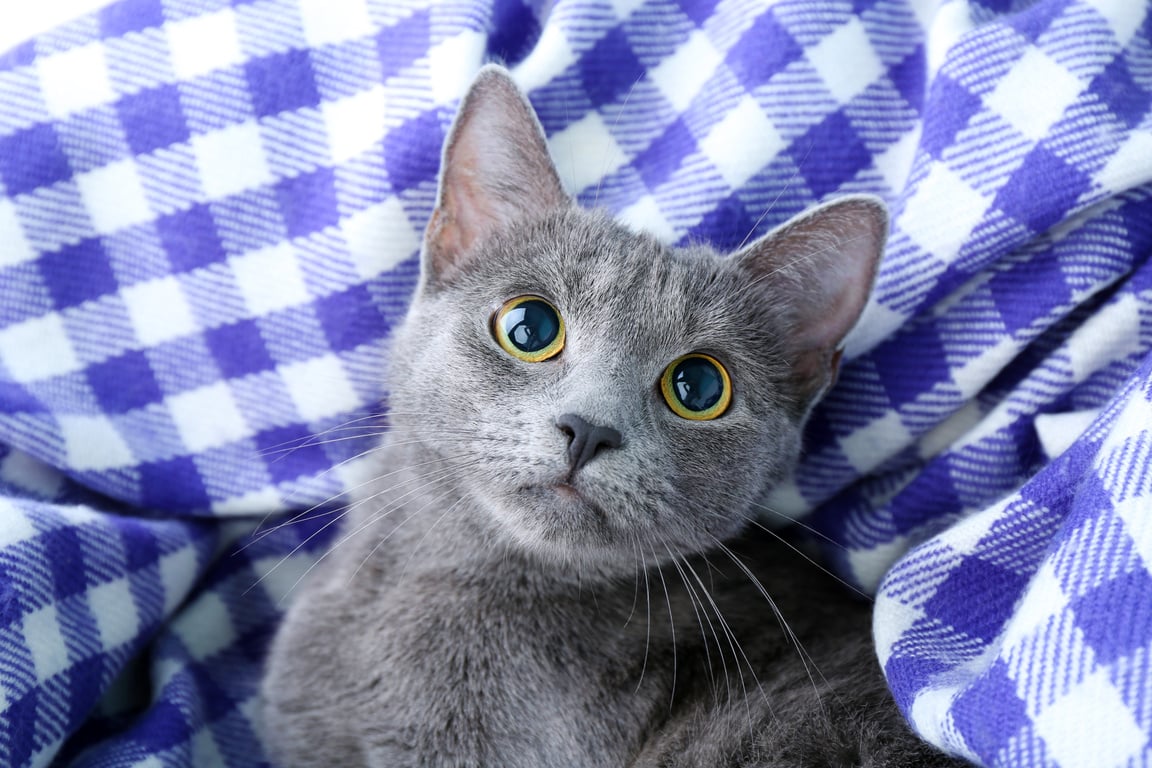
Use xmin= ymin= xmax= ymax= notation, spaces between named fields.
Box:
xmin=552 ymin=482 xmax=582 ymax=500
xmin=520 ymin=480 xmax=609 ymax=521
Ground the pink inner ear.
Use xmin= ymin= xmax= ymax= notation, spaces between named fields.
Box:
xmin=423 ymin=67 xmax=569 ymax=286
xmin=790 ymin=223 xmax=882 ymax=353
xmin=735 ymin=196 xmax=887 ymax=395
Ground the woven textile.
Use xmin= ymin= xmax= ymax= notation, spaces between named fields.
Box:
xmin=0 ymin=0 xmax=1149 ymax=765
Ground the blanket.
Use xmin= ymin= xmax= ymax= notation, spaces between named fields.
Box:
xmin=0 ymin=0 xmax=1149 ymax=765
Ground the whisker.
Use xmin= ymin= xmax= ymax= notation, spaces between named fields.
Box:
xmin=677 ymin=549 xmax=769 ymax=735
xmin=266 ymin=460 xmax=487 ymax=605
xmin=648 ymin=542 xmax=677 ymax=712
xmin=246 ymin=457 xmax=484 ymax=598
xmin=709 ymin=537 xmax=829 ymax=713
xmin=735 ymin=140 xmax=815 ymax=251
xmin=635 ymin=539 xmax=653 ymax=695
xmin=592 ymin=74 xmax=642 ymax=209
xmin=659 ymin=538 xmax=726 ymax=707
xmin=244 ymin=451 xmax=477 ymax=548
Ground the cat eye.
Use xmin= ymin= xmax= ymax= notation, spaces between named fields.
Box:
xmin=660 ymin=353 xmax=732 ymax=420
xmin=493 ymin=295 xmax=566 ymax=362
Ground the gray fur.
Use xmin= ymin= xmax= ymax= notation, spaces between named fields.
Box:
xmin=261 ymin=66 xmax=964 ymax=767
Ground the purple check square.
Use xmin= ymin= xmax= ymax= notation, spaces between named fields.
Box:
xmin=993 ymin=144 xmax=1092 ymax=233
xmin=884 ymin=650 xmax=951 ymax=712
xmin=987 ymin=247 xmax=1072 ymax=333
xmin=66 ymin=656 xmax=106 ymax=723
xmin=7 ymin=691 xmax=36 ymax=767
xmin=116 ymin=85 xmax=190 ymax=155
xmin=489 ymin=0 xmax=541 ymax=66
xmin=794 ymin=111 xmax=872 ymax=198
xmin=922 ymin=556 xmax=1029 ymax=641
xmin=314 ymin=285 xmax=386 ymax=352
xmin=275 ymin=167 xmax=339 ymax=239
xmin=634 ymin=119 xmax=694 ymax=189
xmin=38 ymin=239 xmax=119 ymax=309
xmin=1 ymin=40 xmax=35 ymax=68
xmin=384 ymin=111 xmax=444 ymax=192
xmin=951 ymin=660 xmax=1031 ymax=758
xmin=156 ymin=204 xmax=227 ymax=272
xmin=255 ymin=424 xmax=332 ymax=484
xmin=889 ymin=45 xmax=927 ymax=113
xmin=680 ymin=0 xmax=721 ymax=27
xmin=580 ymin=28 xmax=646 ymax=106
xmin=205 ymin=320 xmax=275 ymax=378
xmin=0 ymin=123 xmax=73 ymax=196
xmin=1071 ymin=562 xmax=1152 ymax=664
xmin=133 ymin=700 xmax=193 ymax=752
xmin=870 ymin=326 xmax=951 ymax=407
xmin=246 ymin=49 xmax=321 ymax=119
xmin=86 ymin=350 xmax=164 ymax=413
xmin=42 ymin=527 xmax=87 ymax=599
xmin=99 ymin=0 xmax=165 ymax=38
xmin=1088 ymin=56 xmax=1152 ymax=130
xmin=376 ymin=9 xmax=431 ymax=82
xmin=921 ymin=76 xmax=981 ymax=158
xmin=120 ymin=517 xmax=161 ymax=570
xmin=689 ymin=193 xmax=758 ymax=251
xmin=139 ymin=456 xmax=211 ymax=509
xmin=726 ymin=12 xmax=803 ymax=90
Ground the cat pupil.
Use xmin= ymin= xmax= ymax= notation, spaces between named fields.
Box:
xmin=505 ymin=300 xmax=559 ymax=353
xmin=672 ymin=357 xmax=723 ymax=411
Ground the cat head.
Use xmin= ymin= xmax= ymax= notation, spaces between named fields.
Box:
xmin=385 ymin=66 xmax=886 ymax=571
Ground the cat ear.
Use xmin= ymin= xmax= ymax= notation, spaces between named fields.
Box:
xmin=422 ymin=65 xmax=569 ymax=288
xmin=734 ymin=195 xmax=887 ymax=398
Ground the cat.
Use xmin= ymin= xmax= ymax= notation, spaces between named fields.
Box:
xmin=260 ymin=65 xmax=964 ymax=768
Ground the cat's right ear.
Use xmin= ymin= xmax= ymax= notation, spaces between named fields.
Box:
xmin=421 ymin=65 xmax=570 ymax=289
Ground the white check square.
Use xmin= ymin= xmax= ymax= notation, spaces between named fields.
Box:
xmin=984 ymin=48 xmax=1084 ymax=142
xmin=167 ymin=9 xmax=245 ymax=81
xmin=649 ymin=30 xmax=722 ymax=113
xmin=88 ymin=579 xmax=139 ymax=649
xmin=298 ymin=0 xmax=373 ymax=47
xmin=230 ymin=243 xmax=311 ymax=315
xmin=191 ymin=122 xmax=274 ymax=200
xmin=75 ymin=160 xmax=153 ymax=235
xmin=121 ymin=276 xmax=199 ymax=346
xmin=900 ymin=162 xmax=989 ymax=262
xmin=700 ymin=95 xmax=785 ymax=190
xmin=0 ymin=313 xmax=80 ymax=382
xmin=167 ymin=382 xmax=250 ymax=452
xmin=280 ymin=354 xmax=360 ymax=422
xmin=549 ymin=111 xmax=629 ymax=195
xmin=808 ymin=18 xmax=885 ymax=104
xmin=37 ymin=42 xmax=116 ymax=118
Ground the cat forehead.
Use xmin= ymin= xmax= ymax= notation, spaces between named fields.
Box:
xmin=470 ymin=209 xmax=761 ymax=333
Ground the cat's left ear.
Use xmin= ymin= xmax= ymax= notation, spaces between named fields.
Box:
xmin=422 ymin=65 xmax=570 ymax=289
xmin=735 ymin=195 xmax=887 ymax=399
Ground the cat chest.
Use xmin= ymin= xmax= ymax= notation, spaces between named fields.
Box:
xmin=354 ymin=580 xmax=673 ymax=766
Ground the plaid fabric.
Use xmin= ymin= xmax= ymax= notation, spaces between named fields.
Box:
xmin=0 ymin=0 xmax=1149 ymax=765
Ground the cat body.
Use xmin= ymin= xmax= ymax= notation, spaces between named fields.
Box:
xmin=261 ymin=66 xmax=961 ymax=767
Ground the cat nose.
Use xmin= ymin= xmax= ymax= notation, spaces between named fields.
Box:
xmin=556 ymin=413 xmax=622 ymax=474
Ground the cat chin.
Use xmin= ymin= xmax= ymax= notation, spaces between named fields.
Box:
xmin=477 ymin=482 xmax=729 ymax=575
xmin=475 ymin=483 xmax=649 ymax=571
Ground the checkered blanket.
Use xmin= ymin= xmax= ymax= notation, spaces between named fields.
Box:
xmin=1 ymin=0 xmax=1149 ymax=765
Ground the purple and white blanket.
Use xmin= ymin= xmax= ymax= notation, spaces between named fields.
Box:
xmin=1 ymin=0 xmax=1150 ymax=765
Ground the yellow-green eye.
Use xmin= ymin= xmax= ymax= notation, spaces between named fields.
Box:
xmin=493 ymin=296 xmax=566 ymax=362
xmin=661 ymin=353 xmax=732 ymax=420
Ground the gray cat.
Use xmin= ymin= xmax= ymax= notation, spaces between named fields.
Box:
xmin=261 ymin=66 xmax=963 ymax=768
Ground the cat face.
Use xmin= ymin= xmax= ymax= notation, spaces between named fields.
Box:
xmin=384 ymin=67 xmax=886 ymax=570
